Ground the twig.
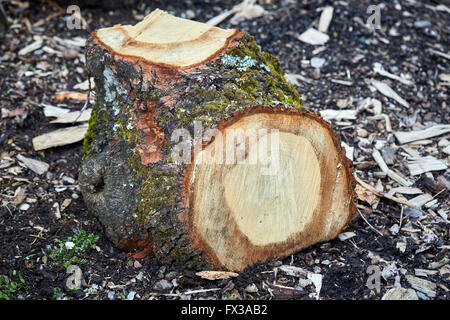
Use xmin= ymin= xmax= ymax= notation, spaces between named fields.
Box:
xmin=354 ymin=174 xmax=424 ymax=213
xmin=183 ymin=288 xmax=221 ymax=295
xmin=74 ymin=76 xmax=92 ymax=122
xmin=429 ymin=49 xmax=450 ymax=60
xmin=357 ymin=208 xmax=384 ymax=237
xmin=399 ymin=205 xmax=404 ymax=229
xmin=348 ymin=238 xmax=359 ymax=250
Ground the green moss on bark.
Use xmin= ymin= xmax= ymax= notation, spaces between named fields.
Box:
xmin=126 ymin=153 xmax=178 ymax=225
xmin=82 ymin=100 xmax=108 ymax=155
xmin=174 ymin=35 xmax=303 ymax=129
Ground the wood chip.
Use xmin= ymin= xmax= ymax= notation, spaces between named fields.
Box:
xmin=330 ymin=79 xmax=353 ymax=86
xmin=308 ymin=272 xmax=323 ymax=300
xmin=443 ymin=145 xmax=450 ymax=155
xmin=195 ymin=271 xmax=239 ymax=280
xmin=428 ymin=258 xmax=449 ymax=270
xmin=42 ymin=104 xmax=70 ymax=117
xmin=285 ymin=72 xmax=313 ymax=85
xmin=395 ymin=125 xmax=450 ymax=144
xmin=53 ymin=202 xmax=61 ymax=219
xmin=50 ymin=109 xmax=92 ymax=123
xmin=354 ymin=175 xmax=422 ymax=212
xmin=372 ymin=150 xmax=412 ymax=186
xmin=387 ymin=187 xmax=423 ymax=196
xmin=53 ymin=36 xmax=86 ymax=48
xmin=229 ymin=0 xmax=265 ymax=25
xmin=338 ymin=231 xmax=356 ymax=241
xmin=429 ymin=49 xmax=450 ymax=60
xmin=408 ymin=139 xmax=433 ymax=146
xmin=55 ymin=91 xmax=88 ymax=102
xmin=16 ymin=154 xmax=49 ymax=175
xmin=12 ymin=187 xmax=27 ymax=206
xmin=370 ymin=80 xmax=409 ymax=108
xmin=439 ymin=74 xmax=450 ymax=82
xmin=381 ymin=147 xmax=396 ymax=165
xmin=32 ymin=124 xmax=88 ymax=151
xmin=355 ymin=184 xmax=379 ymax=205
xmin=18 ymin=40 xmax=43 ymax=56
xmin=318 ymin=6 xmax=333 ymax=33
xmin=407 ymin=156 xmax=447 ymax=176
xmin=1 ymin=107 xmax=26 ymax=119
xmin=405 ymin=275 xmax=436 ymax=298
xmin=73 ymin=78 xmax=95 ymax=91
xmin=382 ymin=287 xmax=418 ymax=300
xmin=297 ymin=28 xmax=329 ymax=45
xmin=341 ymin=142 xmax=354 ymax=161
xmin=206 ymin=8 xmax=238 ymax=26
xmin=415 ymin=269 xmax=438 ymax=277
xmin=278 ymin=265 xmax=308 ymax=278
xmin=373 ymin=63 xmax=414 ymax=86
xmin=408 ymin=194 xmax=434 ymax=207
xmin=60 ymin=198 xmax=72 ymax=212
xmin=319 ymin=109 xmax=357 ymax=121
xmin=359 ymin=97 xmax=382 ymax=115
xmin=206 ymin=0 xmax=264 ymax=26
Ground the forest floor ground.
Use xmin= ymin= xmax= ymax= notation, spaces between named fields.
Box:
xmin=0 ymin=0 xmax=449 ymax=300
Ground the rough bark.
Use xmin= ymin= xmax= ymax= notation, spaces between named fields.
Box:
xmin=0 ymin=3 xmax=7 ymax=35
xmin=79 ymin=9 xmax=356 ymax=271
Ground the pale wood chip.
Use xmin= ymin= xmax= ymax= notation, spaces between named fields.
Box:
xmin=407 ymin=156 xmax=448 ymax=176
xmin=382 ymin=287 xmax=418 ymax=300
xmin=32 ymin=124 xmax=88 ymax=151
xmin=318 ymin=6 xmax=333 ymax=33
xmin=278 ymin=265 xmax=308 ymax=278
xmin=338 ymin=231 xmax=356 ymax=241
xmin=42 ymin=104 xmax=71 ymax=117
xmin=297 ymin=28 xmax=329 ymax=45
xmin=195 ymin=271 xmax=239 ymax=280
xmin=395 ymin=125 xmax=450 ymax=144
xmin=16 ymin=154 xmax=49 ymax=175
xmin=370 ymin=80 xmax=409 ymax=108
xmin=373 ymin=63 xmax=414 ymax=86
xmin=405 ymin=275 xmax=436 ymax=298
xmin=50 ymin=109 xmax=92 ymax=123
xmin=372 ymin=150 xmax=412 ymax=186
xmin=319 ymin=109 xmax=357 ymax=121
xmin=387 ymin=187 xmax=423 ymax=196
xmin=18 ymin=40 xmax=43 ymax=56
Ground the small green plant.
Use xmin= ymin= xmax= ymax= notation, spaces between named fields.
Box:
xmin=0 ymin=270 xmax=25 ymax=300
xmin=52 ymin=287 xmax=63 ymax=299
xmin=48 ymin=230 xmax=99 ymax=269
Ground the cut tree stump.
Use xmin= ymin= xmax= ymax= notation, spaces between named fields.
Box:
xmin=79 ymin=9 xmax=356 ymax=271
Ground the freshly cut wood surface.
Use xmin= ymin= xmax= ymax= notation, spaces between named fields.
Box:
xmin=188 ymin=111 xmax=354 ymax=270
xmin=95 ymin=8 xmax=238 ymax=67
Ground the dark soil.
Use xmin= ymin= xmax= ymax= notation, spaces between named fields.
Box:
xmin=0 ymin=0 xmax=449 ymax=300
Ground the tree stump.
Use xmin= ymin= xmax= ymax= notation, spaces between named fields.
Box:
xmin=79 ymin=9 xmax=356 ymax=271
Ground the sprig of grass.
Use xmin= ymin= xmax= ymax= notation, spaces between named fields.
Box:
xmin=52 ymin=287 xmax=63 ymax=299
xmin=0 ymin=270 xmax=25 ymax=300
xmin=48 ymin=230 xmax=99 ymax=269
